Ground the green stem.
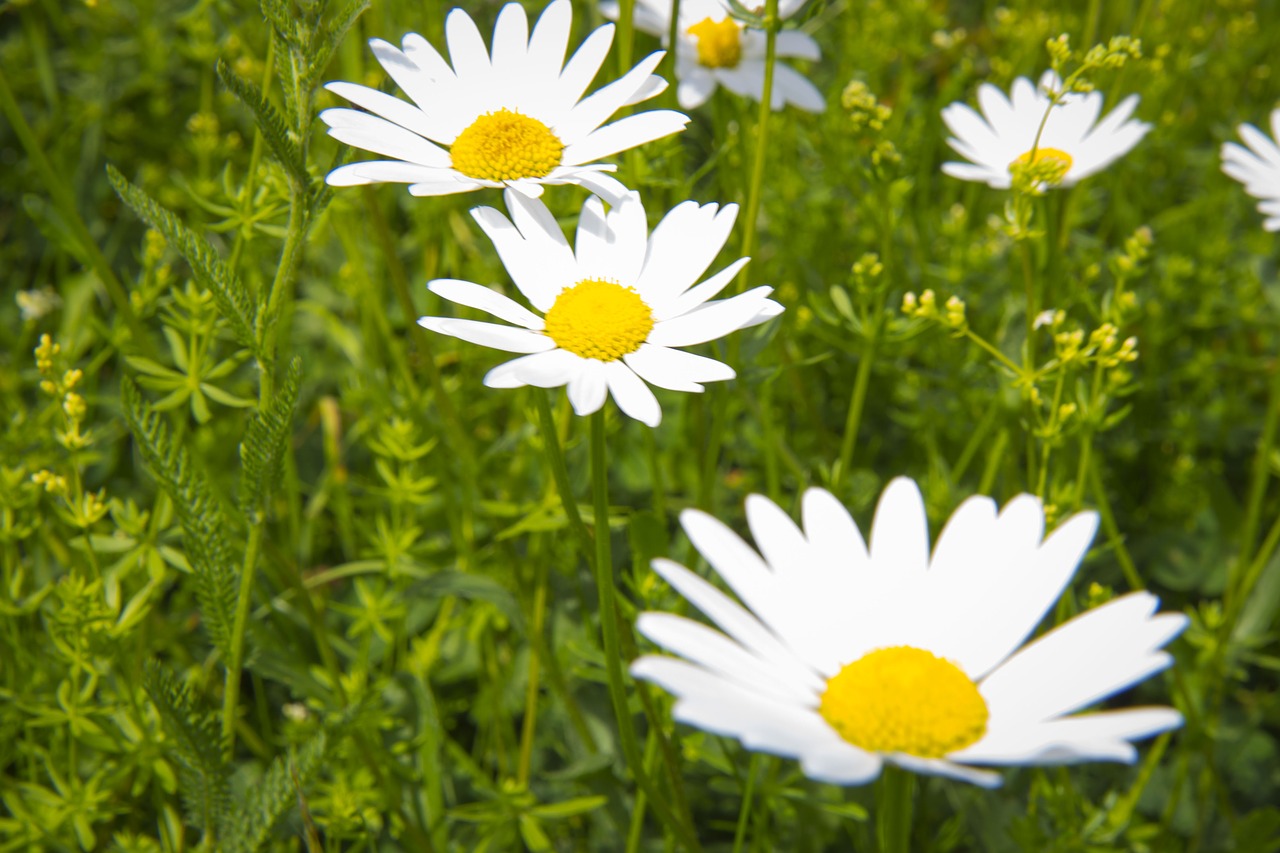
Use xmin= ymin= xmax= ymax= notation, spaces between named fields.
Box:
xmin=534 ymin=391 xmax=593 ymax=562
xmin=875 ymin=766 xmax=915 ymax=853
xmin=665 ymin=0 xmax=682 ymax=100
xmin=0 ymin=67 xmax=153 ymax=355
xmin=739 ymin=0 xmax=781 ymax=266
xmin=516 ymin=558 xmax=549 ymax=787
xmin=835 ymin=310 xmax=881 ymax=489
xmin=591 ymin=411 xmax=700 ymax=851
xmin=617 ymin=0 xmax=636 ymax=73
xmin=1088 ymin=457 xmax=1144 ymax=591
xmin=1230 ymin=356 xmax=1280 ymax=610
xmin=222 ymin=520 xmax=264 ymax=756
xmin=731 ymin=754 xmax=762 ymax=853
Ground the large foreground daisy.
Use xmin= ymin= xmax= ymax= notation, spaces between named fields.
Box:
xmin=1222 ymin=108 xmax=1280 ymax=231
xmin=602 ymin=0 xmax=824 ymax=112
xmin=418 ymin=190 xmax=782 ymax=427
xmin=941 ymin=71 xmax=1151 ymax=190
xmin=633 ymin=478 xmax=1185 ymax=786
xmin=321 ymin=1 xmax=689 ymax=204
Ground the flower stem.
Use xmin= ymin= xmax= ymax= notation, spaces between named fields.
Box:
xmin=740 ymin=0 xmax=781 ymax=266
xmin=534 ymin=391 xmax=592 ymax=562
xmin=731 ymin=754 xmax=763 ymax=853
xmin=835 ymin=309 xmax=882 ymax=489
xmin=222 ymin=519 xmax=263 ymax=757
xmin=591 ymin=411 xmax=701 ymax=851
xmin=875 ymin=765 xmax=915 ymax=853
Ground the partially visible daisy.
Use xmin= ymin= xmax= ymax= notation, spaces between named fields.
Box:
xmin=418 ymin=190 xmax=782 ymax=427
xmin=1222 ymin=108 xmax=1280 ymax=231
xmin=633 ymin=478 xmax=1184 ymax=786
xmin=942 ymin=70 xmax=1151 ymax=190
xmin=321 ymin=0 xmax=689 ymax=204
xmin=602 ymin=0 xmax=824 ymax=112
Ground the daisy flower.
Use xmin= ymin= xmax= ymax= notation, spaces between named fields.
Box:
xmin=1222 ymin=108 xmax=1280 ymax=231
xmin=601 ymin=0 xmax=824 ymax=112
xmin=418 ymin=190 xmax=782 ymax=427
xmin=633 ymin=478 xmax=1185 ymax=787
xmin=321 ymin=0 xmax=689 ymax=205
xmin=941 ymin=70 xmax=1151 ymax=190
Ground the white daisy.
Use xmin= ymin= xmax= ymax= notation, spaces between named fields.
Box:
xmin=941 ymin=70 xmax=1151 ymax=190
xmin=321 ymin=0 xmax=689 ymax=205
xmin=418 ymin=189 xmax=783 ymax=427
xmin=601 ymin=0 xmax=824 ymax=112
xmin=1222 ymin=108 xmax=1280 ymax=231
xmin=632 ymin=478 xmax=1185 ymax=787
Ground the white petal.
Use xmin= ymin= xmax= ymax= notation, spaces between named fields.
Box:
xmin=427 ymin=279 xmax=544 ymax=329
xmin=622 ymin=344 xmax=734 ymax=392
xmin=568 ymin=169 xmax=632 ymax=206
xmin=525 ymin=0 xmax=574 ymax=91
xmin=649 ymin=558 xmax=819 ymax=681
xmin=770 ymin=64 xmax=825 ymax=113
xmin=566 ymin=359 xmax=608 ymax=416
xmin=868 ymin=477 xmax=930 ymax=578
xmin=552 ymin=24 xmax=615 ymax=113
xmin=562 ymin=110 xmax=689 ymax=165
xmin=955 ymin=707 xmax=1182 ymax=765
xmin=651 ymin=257 xmax=751 ymax=321
xmin=775 ymin=31 xmax=820 ymax=61
xmin=323 ymin=82 xmax=447 ymax=144
xmin=490 ymin=2 xmax=530 ymax=77
xmin=417 ymin=317 xmax=554 ymax=353
xmin=979 ymin=592 xmax=1187 ymax=723
xmin=603 ymin=360 xmax=662 ymax=427
xmin=798 ymin=745 xmax=883 ymax=786
xmin=635 ymin=612 xmax=819 ymax=703
xmin=444 ymin=7 xmax=491 ymax=82
xmin=556 ymin=51 xmax=668 ymax=140
xmin=408 ymin=179 xmax=484 ymax=196
xmin=471 ymin=201 xmax=572 ymax=311
xmin=801 ymin=488 xmax=870 ymax=579
xmin=888 ymin=755 xmax=1002 ymax=788
xmin=635 ymin=201 xmax=738 ymax=305
xmin=321 ymin=108 xmax=451 ymax=167
xmin=646 ymin=287 xmax=775 ymax=347
xmin=484 ymin=348 xmax=584 ymax=389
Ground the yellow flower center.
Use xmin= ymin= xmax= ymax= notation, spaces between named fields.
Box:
xmin=687 ymin=17 xmax=743 ymax=69
xmin=819 ymin=646 xmax=988 ymax=759
xmin=450 ymin=109 xmax=564 ymax=182
xmin=543 ymin=279 xmax=654 ymax=362
xmin=1010 ymin=146 xmax=1074 ymax=183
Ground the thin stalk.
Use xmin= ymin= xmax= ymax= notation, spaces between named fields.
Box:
xmin=1229 ymin=356 xmax=1280 ymax=611
xmin=739 ymin=0 xmax=781 ymax=267
xmin=516 ymin=558 xmax=549 ymax=787
xmin=1088 ymin=457 xmax=1144 ymax=590
xmin=731 ymin=754 xmax=762 ymax=853
xmin=665 ymin=0 xmax=682 ymax=98
xmin=835 ymin=310 xmax=882 ymax=489
xmin=222 ymin=521 xmax=264 ymax=756
xmin=533 ymin=391 xmax=593 ymax=561
xmin=591 ymin=411 xmax=701 ymax=851
xmin=0 ymin=67 xmax=153 ymax=355
xmin=617 ymin=0 xmax=636 ymax=73
xmin=875 ymin=766 xmax=914 ymax=853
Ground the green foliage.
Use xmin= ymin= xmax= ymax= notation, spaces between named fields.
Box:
xmin=107 ymin=165 xmax=260 ymax=355
xmin=122 ymin=376 xmax=238 ymax=658
xmin=143 ymin=664 xmax=232 ymax=840
xmin=240 ymin=356 xmax=303 ymax=515
xmin=4 ymin=0 xmax=1280 ymax=850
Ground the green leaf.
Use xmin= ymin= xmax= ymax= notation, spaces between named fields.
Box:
xmin=407 ymin=570 xmax=524 ymax=632
xmin=143 ymin=663 xmax=231 ymax=840
xmin=307 ymin=0 xmax=371 ymax=87
xmin=215 ymin=60 xmax=309 ymax=191
xmin=122 ymin=378 xmax=238 ymax=657
xmin=224 ymin=713 xmax=352 ymax=853
xmin=107 ymin=165 xmax=259 ymax=354
xmin=239 ymin=357 xmax=302 ymax=515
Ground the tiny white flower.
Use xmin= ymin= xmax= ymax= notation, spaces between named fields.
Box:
xmin=633 ymin=478 xmax=1185 ymax=787
xmin=321 ymin=0 xmax=689 ymax=205
xmin=602 ymin=0 xmax=824 ymax=112
xmin=419 ymin=190 xmax=782 ymax=427
xmin=1222 ymin=108 xmax=1280 ymax=231
xmin=941 ymin=71 xmax=1151 ymax=190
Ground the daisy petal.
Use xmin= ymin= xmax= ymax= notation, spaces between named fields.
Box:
xmin=646 ymin=287 xmax=775 ymax=347
xmin=603 ymin=360 xmax=662 ymax=427
xmin=623 ymin=344 xmax=734 ymax=392
xmin=427 ymin=279 xmax=545 ymax=329
xmin=566 ymin=359 xmax=608 ymax=415
xmin=418 ymin=317 xmax=554 ymax=353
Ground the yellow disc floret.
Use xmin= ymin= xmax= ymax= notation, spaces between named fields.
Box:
xmin=687 ymin=17 xmax=743 ymax=69
xmin=450 ymin=109 xmax=564 ymax=182
xmin=543 ymin=279 xmax=654 ymax=362
xmin=1010 ymin=146 xmax=1074 ymax=184
xmin=819 ymin=646 xmax=988 ymax=758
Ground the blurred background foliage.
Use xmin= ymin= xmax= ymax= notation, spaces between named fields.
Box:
xmin=3 ymin=0 xmax=1280 ymax=849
